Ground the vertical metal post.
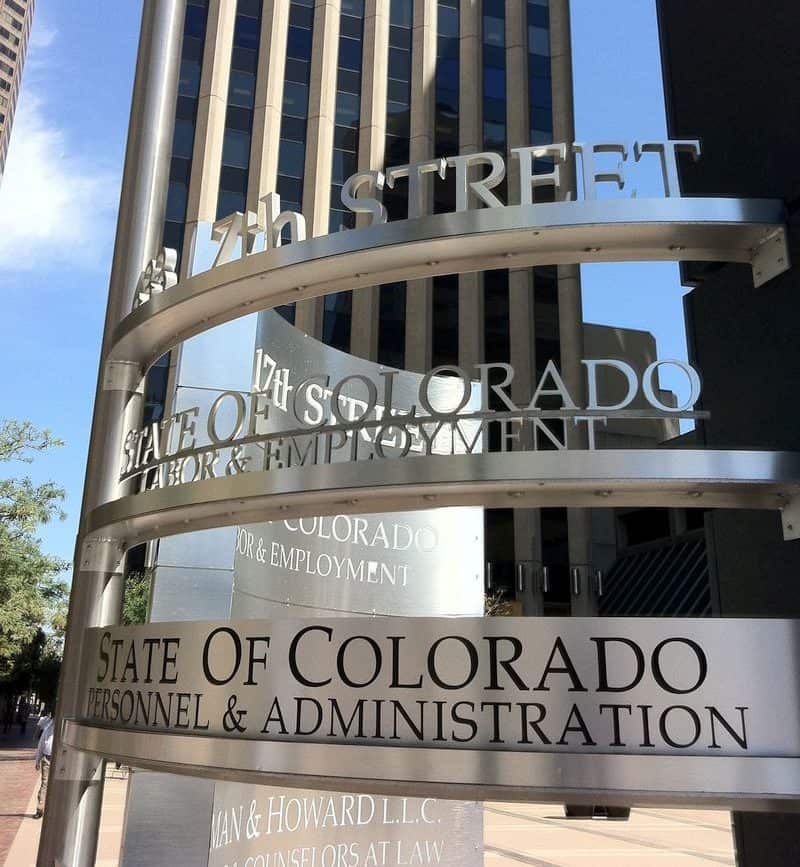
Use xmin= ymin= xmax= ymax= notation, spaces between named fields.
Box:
xmin=37 ymin=3 xmax=185 ymax=865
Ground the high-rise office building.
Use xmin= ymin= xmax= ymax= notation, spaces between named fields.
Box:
xmin=118 ymin=3 xmax=599 ymax=864
xmin=0 ymin=0 xmax=33 ymax=178
xmin=139 ymin=0 xmax=618 ymax=621
xmin=658 ymin=2 xmax=800 ymax=864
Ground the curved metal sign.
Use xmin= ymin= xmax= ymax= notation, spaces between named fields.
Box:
xmin=111 ymin=197 xmax=787 ymax=373
xmin=67 ymin=616 xmax=800 ymax=808
xmin=90 ymin=448 xmax=800 ymax=548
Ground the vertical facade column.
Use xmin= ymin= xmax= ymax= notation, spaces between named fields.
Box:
xmin=506 ymin=0 xmax=540 ymax=611
xmin=185 ymin=0 xmax=237 ymax=245
xmin=295 ymin=0 xmax=341 ymax=338
xmin=458 ymin=0 xmax=483 ymax=371
xmin=248 ymin=0 xmax=290 ymax=219
xmin=37 ymin=4 xmax=186 ymax=866
xmin=350 ymin=0 xmax=389 ymax=360
xmin=404 ymin=0 xmax=438 ymax=372
xmin=549 ymin=0 xmax=594 ymax=616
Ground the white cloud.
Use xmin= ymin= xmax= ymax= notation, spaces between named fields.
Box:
xmin=0 ymin=92 xmax=119 ymax=271
xmin=30 ymin=22 xmax=57 ymax=50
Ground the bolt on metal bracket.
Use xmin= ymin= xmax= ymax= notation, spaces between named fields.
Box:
xmin=752 ymin=228 xmax=790 ymax=288
xmin=79 ymin=537 xmax=126 ymax=573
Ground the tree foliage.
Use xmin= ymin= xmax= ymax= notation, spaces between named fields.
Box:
xmin=122 ymin=570 xmax=152 ymax=626
xmin=0 ymin=420 xmax=68 ymax=687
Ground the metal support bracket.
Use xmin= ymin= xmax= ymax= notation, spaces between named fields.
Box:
xmin=781 ymin=497 xmax=800 ymax=541
xmin=103 ymin=359 xmax=142 ymax=392
xmin=79 ymin=537 xmax=126 ymax=574
xmin=752 ymin=228 xmax=790 ymax=288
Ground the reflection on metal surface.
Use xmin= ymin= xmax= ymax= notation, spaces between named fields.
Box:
xmin=87 ymin=448 xmax=800 ymax=547
xmin=70 ymin=615 xmax=800 ymax=808
xmin=109 ymin=198 xmax=787 ymax=373
xmin=63 ymin=722 xmax=800 ymax=810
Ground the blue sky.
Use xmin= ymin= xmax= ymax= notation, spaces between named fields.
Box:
xmin=0 ymin=0 xmax=689 ymax=571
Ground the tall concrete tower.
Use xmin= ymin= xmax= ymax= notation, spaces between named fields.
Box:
xmin=0 ymin=0 xmax=35 ymax=179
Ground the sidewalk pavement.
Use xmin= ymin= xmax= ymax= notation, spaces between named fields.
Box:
xmin=0 ymin=724 xmax=40 ymax=867
xmin=0 ymin=725 xmax=127 ymax=867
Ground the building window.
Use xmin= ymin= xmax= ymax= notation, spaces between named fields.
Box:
xmin=323 ymin=1 xmax=365 ymax=351
xmin=377 ymin=0 xmax=413 ymax=368
xmin=432 ymin=0 xmax=460 ymax=365
xmin=216 ymin=0 xmax=263 ymax=219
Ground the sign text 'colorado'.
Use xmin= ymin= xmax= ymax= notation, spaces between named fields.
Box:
xmin=78 ymin=617 xmax=800 ymax=758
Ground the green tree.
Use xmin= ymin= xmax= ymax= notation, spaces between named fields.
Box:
xmin=122 ymin=569 xmax=152 ymax=625
xmin=0 ymin=420 xmax=68 ymax=687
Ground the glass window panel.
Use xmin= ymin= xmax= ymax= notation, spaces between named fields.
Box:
xmin=386 ymin=104 xmax=410 ymax=137
xmin=483 ymin=44 xmax=505 ymax=68
xmin=436 ymin=57 xmax=458 ymax=90
xmin=389 ymin=24 xmax=411 ymax=50
xmin=483 ymin=96 xmax=506 ymax=124
xmin=172 ymin=118 xmax=195 ymax=159
xmin=437 ymin=33 xmax=459 ymax=59
xmin=532 ymin=127 xmax=553 ymax=144
xmin=287 ymin=25 xmax=312 ymax=59
xmin=282 ymin=80 xmax=309 ymax=117
xmin=436 ymin=86 xmax=459 ymax=116
xmin=438 ymin=5 xmax=458 ymax=37
xmin=378 ymin=283 xmax=406 ymax=368
xmin=231 ymin=44 xmax=258 ymax=73
xmin=338 ymin=36 xmax=362 ymax=71
xmin=340 ymin=14 xmax=362 ymax=40
xmin=484 ymin=0 xmax=506 ymax=16
xmin=228 ymin=70 xmax=256 ymax=107
xmin=225 ymin=105 xmax=253 ymax=131
xmin=222 ymin=128 xmax=251 ymax=169
xmin=289 ymin=5 xmax=314 ymax=28
xmin=529 ymin=52 xmax=551 ymax=77
xmin=387 ymin=76 xmax=410 ymax=104
xmin=162 ymin=221 xmax=184 ymax=258
xmin=528 ymin=25 xmax=550 ymax=55
xmin=323 ymin=292 xmax=352 ymax=352
xmin=531 ymin=75 xmax=552 ymax=108
xmin=234 ymin=15 xmax=260 ymax=50
xmin=176 ymin=96 xmax=197 ymax=121
xmin=170 ymin=156 xmax=191 ymax=185
xmin=182 ymin=35 xmax=204 ymax=62
xmin=276 ymin=175 xmax=303 ymax=203
xmin=389 ymin=0 xmax=412 ymax=28
xmin=483 ymin=15 xmax=505 ymax=47
xmin=385 ymin=134 xmax=409 ymax=164
xmin=342 ymin=0 xmax=364 ymax=15
xmin=179 ymin=59 xmax=201 ymax=97
xmin=529 ymin=4 xmax=550 ymax=28
xmin=388 ymin=47 xmax=411 ymax=81
xmin=335 ymin=90 xmax=360 ymax=126
xmin=278 ymin=139 xmax=306 ymax=177
xmin=238 ymin=0 xmax=261 ymax=17
xmin=483 ymin=120 xmax=506 ymax=151
xmin=166 ymin=181 xmax=188 ymax=222
xmin=220 ymin=164 xmax=248 ymax=192
xmin=332 ymin=149 xmax=357 ymax=184
xmin=336 ymin=67 xmax=361 ymax=94
xmin=333 ymin=124 xmax=358 ymax=150
xmin=285 ymin=57 xmax=310 ymax=85
xmin=532 ymin=104 xmax=553 ymax=131
xmin=183 ymin=6 xmax=207 ymax=39
xmin=483 ymin=66 xmax=506 ymax=99
xmin=280 ymin=114 xmax=307 ymax=142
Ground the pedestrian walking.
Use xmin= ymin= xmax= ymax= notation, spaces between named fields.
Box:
xmin=34 ymin=715 xmax=54 ymax=819
xmin=35 ymin=706 xmax=53 ymax=741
